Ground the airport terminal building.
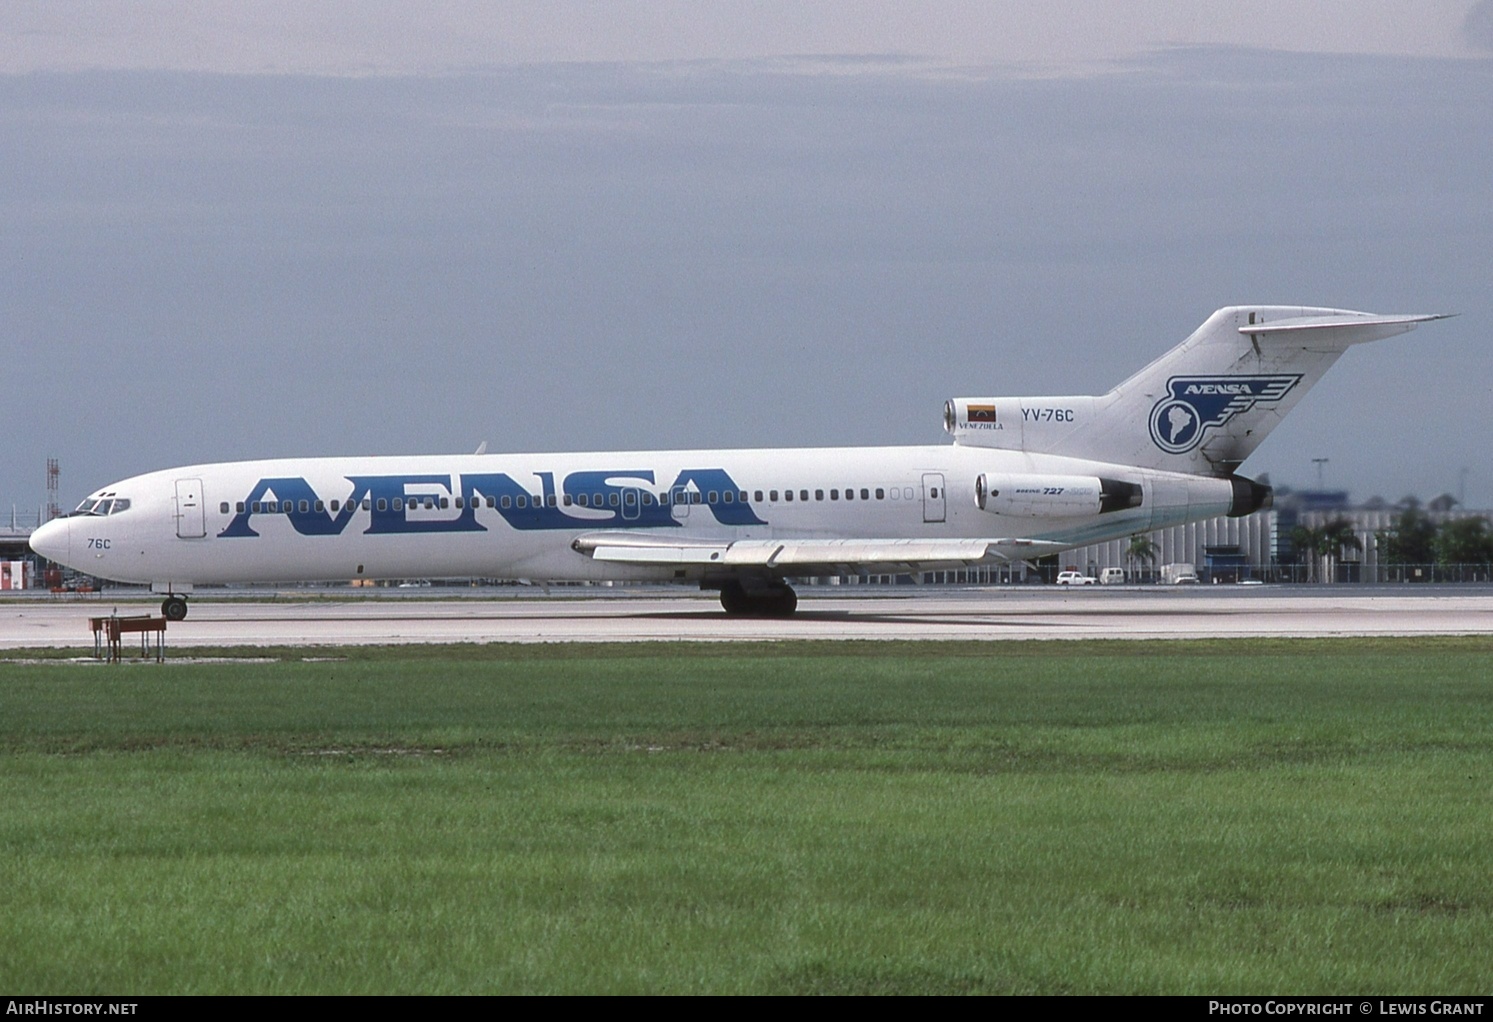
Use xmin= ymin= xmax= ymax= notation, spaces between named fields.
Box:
xmin=875 ymin=490 xmax=1492 ymax=586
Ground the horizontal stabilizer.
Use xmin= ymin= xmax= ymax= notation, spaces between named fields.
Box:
xmin=1239 ymin=312 xmax=1451 ymax=345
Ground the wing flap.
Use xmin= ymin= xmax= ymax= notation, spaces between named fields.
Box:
xmin=575 ymin=532 xmax=1065 ymax=573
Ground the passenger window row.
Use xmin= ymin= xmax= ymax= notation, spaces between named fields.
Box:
xmin=219 ymin=485 xmax=923 ymax=515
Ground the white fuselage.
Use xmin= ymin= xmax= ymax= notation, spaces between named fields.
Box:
xmin=32 ymin=444 xmax=1237 ymax=589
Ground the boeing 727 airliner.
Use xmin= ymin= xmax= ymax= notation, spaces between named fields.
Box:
xmin=30 ymin=306 xmax=1445 ymax=618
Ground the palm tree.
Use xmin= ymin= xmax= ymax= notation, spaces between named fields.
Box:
xmin=1320 ymin=517 xmax=1363 ymax=583
xmin=1291 ymin=519 xmax=1362 ymax=583
xmin=1288 ymin=524 xmax=1327 ymax=582
xmin=1126 ymin=535 xmax=1158 ymax=582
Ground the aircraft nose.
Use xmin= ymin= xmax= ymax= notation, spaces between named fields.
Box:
xmin=29 ymin=517 xmax=72 ymax=566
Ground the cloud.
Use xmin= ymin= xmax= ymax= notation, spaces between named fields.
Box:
xmin=0 ymin=2 xmax=1481 ymax=76
xmin=1464 ymin=0 xmax=1493 ymax=51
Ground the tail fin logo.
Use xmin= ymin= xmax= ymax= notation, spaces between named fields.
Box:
xmin=1148 ymin=375 xmax=1301 ymax=454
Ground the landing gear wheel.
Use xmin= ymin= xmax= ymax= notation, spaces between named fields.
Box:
xmin=718 ymin=581 xmax=798 ymax=617
xmin=767 ymin=586 xmax=798 ymax=618
xmin=161 ymin=596 xmax=188 ymax=622
xmin=720 ymin=580 xmax=751 ymax=615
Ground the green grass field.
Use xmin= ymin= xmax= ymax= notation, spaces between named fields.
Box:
xmin=2 ymin=638 xmax=1490 ymax=994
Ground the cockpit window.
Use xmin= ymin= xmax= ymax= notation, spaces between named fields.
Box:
xmin=68 ymin=496 xmax=131 ymax=517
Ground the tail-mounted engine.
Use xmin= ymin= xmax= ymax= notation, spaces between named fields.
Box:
xmin=974 ymin=474 xmax=1143 ymax=517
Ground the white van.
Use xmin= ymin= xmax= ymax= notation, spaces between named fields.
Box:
xmin=1099 ymin=568 xmax=1126 ymax=585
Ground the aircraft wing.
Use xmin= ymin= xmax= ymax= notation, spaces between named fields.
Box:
xmin=571 ymin=532 xmax=1065 ymax=574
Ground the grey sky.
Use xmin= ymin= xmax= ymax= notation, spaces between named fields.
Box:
xmin=4 ymin=2 xmax=1488 ymax=72
xmin=3 ymin=5 xmax=1492 ymax=512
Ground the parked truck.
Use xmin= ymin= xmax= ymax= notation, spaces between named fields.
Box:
xmin=1161 ymin=562 xmax=1199 ymax=585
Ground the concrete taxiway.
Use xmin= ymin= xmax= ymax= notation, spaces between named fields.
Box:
xmin=3 ymin=587 xmax=1492 ymax=648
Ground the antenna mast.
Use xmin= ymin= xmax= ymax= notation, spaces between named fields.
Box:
xmin=46 ymin=458 xmax=60 ymax=522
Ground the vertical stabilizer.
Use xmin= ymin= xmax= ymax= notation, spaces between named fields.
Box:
xmin=946 ymin=306 xmax=1446 ymax=476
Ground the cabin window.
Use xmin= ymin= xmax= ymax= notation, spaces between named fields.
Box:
xmin=738 ymin=491 xmax=748 ymax=503
xmin=563 ymin=494 xmax=573 ymax=506
xmin=376 ymin=498 xmax=388 ymax=512
xmin=770 ymin=490 xmax=778 ymax=501
xmin=815 ymin=489 xmax=824 ymax=501
xmin=440 ymin=497 xmax=449 ymax=509
xmin=643 ymin=492 xmax=654 ymax=506
xmin=500 ymin=496 xmax=512 ymax=509
xmin=707 ymin=490 xmax=718 ymax=504
xmin=609 ymin=493 xmax=620 ymax=507
xmin=830 ymin=489 xmax=839 ymax=500
xmin=520 ymin=495 xmax=531 ymax=509
xmin=754 ymin=490 xmax=764 ymax=502
xmin=236 ymin=501 xmax=246 ymax=513
xmin=876 ymin=488 xmax=885 ymax=500
xmin=929 ymin=487 xmax=938 ymax=499
xmin=219 ymin=502 xmax=230 ymax=514
xmin=295 ymin=500 xmax=306 ymax=513
xmin=362 ymin=498 xmax=372 ymax=511
xmin=785 ymin=490 xmax=794 ymax=502
xmin=860 ymin=489 xmax=869 ymax=500
xmin=330 ymin=500 xmax=340 ymax=511
xmin=392 ymin=498 xmax=403 ymax=511
xmin=547 ymin=495 xmax=557 ymax=508
xmin=722 ymin=491 xmax=733 ymax=503
xmin=799 ymin=490 xmax=808 ymax=501
xmin=576 ymin=493 xmax=589 ymax=507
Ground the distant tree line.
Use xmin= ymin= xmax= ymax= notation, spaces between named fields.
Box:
xmin=1376 ymin=508 xmax=1493 ymax=567
xmin=1287 ymin=510 xmax=1493 ymax=582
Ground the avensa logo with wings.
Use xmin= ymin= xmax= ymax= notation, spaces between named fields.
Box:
xmin=1148 ymin=375 xmax=1302 ymax=454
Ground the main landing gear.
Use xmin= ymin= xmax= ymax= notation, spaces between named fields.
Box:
xmin=718 ymin=580 xmax=798 ymax=618
xmin=161 ymin=596 xmax=189 ymax=622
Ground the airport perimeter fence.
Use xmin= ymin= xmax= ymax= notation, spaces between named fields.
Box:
xmin=1249 ymin=563 xmax=1491 ymax=584
xmin=848 ymin=564 xmax=1493 ymax=586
